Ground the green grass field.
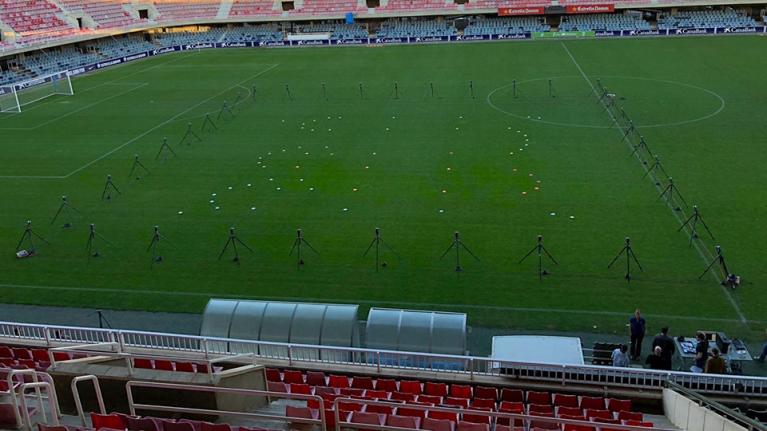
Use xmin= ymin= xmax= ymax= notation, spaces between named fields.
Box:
xmin=1 ymin=37 xmax=766 ymax=343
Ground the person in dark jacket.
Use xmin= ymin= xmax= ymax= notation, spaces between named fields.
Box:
xmin=629 ymin=309 xmax=646 ymax=360
xmin=645 ymin=346 xmax=665 ymax=370
xmin=651 ymin=326 xmax=676 ymax=370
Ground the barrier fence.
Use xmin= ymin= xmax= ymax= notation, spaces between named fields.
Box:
xmin=1 ymin=321 xmax=766 ymax=398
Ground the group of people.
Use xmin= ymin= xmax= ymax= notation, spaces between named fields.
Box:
xmin=610 ymin=309 xmax=727 ymax=374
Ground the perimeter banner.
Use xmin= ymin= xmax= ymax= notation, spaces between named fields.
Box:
xmin=498 ymin=6 xmax=545 ymax=16
xmin=532 ymin=31 xmax=595 ymax=38
xmin=565 ymin=4 xmax=615 ymax=13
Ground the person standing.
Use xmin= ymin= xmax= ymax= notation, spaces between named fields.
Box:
xmin=691 ymin=332 xmax=709 ymax=373
xmin=629 ymin=309 xmax=646 ymax=360
xmin=705 ymin=348 xmax=726 ymax=374
xmin=652 ymin=327 xmax=676 ymax=370
xmin=612 ymin=344 xmax=630 ymax=367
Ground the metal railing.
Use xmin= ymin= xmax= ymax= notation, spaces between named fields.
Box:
xmin=71 ymin=375 xmax=106 ymax=427
xmin=2 ymin=320 xmax=766 ymax=398
xmin=126 ymin=381 xmax=326 ymax=430
xmin=3 ymin=369 xmax=61 ymax=430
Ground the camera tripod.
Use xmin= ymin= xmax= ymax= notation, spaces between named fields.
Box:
xmin=218 ymin=227 xmax=253 ymax=263
xmin=363 ymin=227 xmax=400 ymax=272
xmin=607 ymin=237 xmax=643 ymax=282
xmin=518 ymin=235 xmax=558 ymax=281
xmin=440 ymin=231 xmax=479 ymax=272
xmin=16 ymin=220 xmax=49 ymax=253
xmin=289 ymin=229 xmax=318 ymax=269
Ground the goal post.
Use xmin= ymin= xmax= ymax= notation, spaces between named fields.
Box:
xmin=0 ymin=70 xmax=74 ymax=113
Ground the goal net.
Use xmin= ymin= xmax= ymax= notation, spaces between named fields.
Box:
xmin=0 ymin=71 xmax=74 ymax=113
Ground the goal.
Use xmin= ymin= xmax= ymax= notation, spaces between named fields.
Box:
xmin=0 ymin=71 xmax=74 ymax=113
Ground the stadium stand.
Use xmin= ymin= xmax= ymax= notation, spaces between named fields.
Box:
xmin=657 ymin=9 xmax=757 ymax=29
xmin=463 ymin=16 xmax=550 ymax=35
xmin=220 ymin=23 xmax=284 ymax=42
xmin=559 ymin=12 xmax=651 ymax=31
xmin=0 ymin=0 xmax=80 ymax=45
xmin=377 ymin=18 xmax=457 ymax=38
xmin=153 ymin=0 xmax=221 ymax=22
xmin=57 ymin=0 xmax=141 ymax=29
xmin=293 ymin=22 xmax=368 ymax=39
xmin=229 ymin=0 xmax=283 ymax=17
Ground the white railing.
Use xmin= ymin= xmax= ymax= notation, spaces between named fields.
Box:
xmin=1 ymin=320 xmax=766 ymax=398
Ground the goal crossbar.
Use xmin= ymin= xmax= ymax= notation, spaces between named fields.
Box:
xmin=0 ymin=70 xmax=74 ymax=113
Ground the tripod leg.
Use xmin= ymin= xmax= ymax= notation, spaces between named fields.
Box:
xmin=677 ymin=213 xmax=696 ymax=232
xmin=607 ymin=247 xmax=626 ymax=269
xmin=628 ymin=249 xmax=643 ymax=271
xmin=363 ymin=238 xmax=377 ymax=257
xmin=440 ymin=242 xmax=455 ymax=259
xmin=218 ymin=238 xmax=232 ymax=260
xmin=234 ymin=237 xmax=254 ymax=252
xmin=458 ymin=242 xmax=481 ymax=261
xmin=698 ymin=255 xmax=719 ymax=279
xmin=380 ymin=239 xmax=401 ymax=259
xmin=517 ymin=245 xmax=538 ymax=264
xmin=301 ymin=239 xmax=320 ymax=255
xmin=541 ymin=246 xmax=558 ymax=265
xmin=231 ymin=240 xmax=240 ymax=262
xmin=698 ymin=217 xmax=715 ymax=241
xmin=15 ymin=231 xmax=29 ymax=251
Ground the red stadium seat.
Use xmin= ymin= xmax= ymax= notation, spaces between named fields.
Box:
xmin=172 ymin=362 xmax=193 ymax=373
xmin=283 ymin=370 xmax=304 ymax=385
xmin=0 ymin=347 xmax=12 ymax=359
xmin=495 ymin=426 xmax=525 ymax=431
xmin=267 ymin=382 xmax=288 ymax=393
xmin=338 ymin=400 xmax=364 ymax=412
xmin=462 ymin=410 xmax=491 ymax=425
xmin=450 ymin=385 xmax=472 ymax=399
xmin=265 ymin=368 xmax=281 ymax=382
xmin=12 ymin=349 xmax=32 ymax=360
xmin=387 ymin=414 xmax=420 ymax=429
xmin=444 ymin=397 xmax=470 ymax=409
xmin=350 ymin=411 xmax=386 ymax=425
xmin=585 ymin=410 xmax=612 ymax=420
xmin=154 ymin=360 xmax=174 ymax=371
xmin=201 ymin=423 xmax=231 ymax=431
xmin=529 ymin=405 xmax=554 ymax=415
xmin=563 ymin=424 xmax=596 ymax=431
xmin=340 ymin=387 xmax=365 ymax=397
xmin=366 ymin=404 xmax=394 ymax=415
xmin=51 ymin=351 xmax=71 ymax=361
xmin=286 ymin=405 xmax=318 ymax=419
xmin=428 ymin=410 xmax=459 ymax=422
xmin=606 ymin=399 xmax=631 ymax=413
xmin=557 ymin=407 xmax=583 ymax=417
xmin=580 ymin=397 xmax=605 ymax=411
xmin=305 ymin=371 xmax=327 ymax=387
xmin=559 ymin=414 xmax=586 ymax=421
xmin=31 ymin=349 xmax=49 ymax=362
xmin=365 ymin=389 xmax=389 ymax=399
xmin=529 ymin=419 xmax=559 ymax=430
xmin=196 ymin=363 xmax=210 ymax=374
xmin=391 ymin=392 xmax=417 ymax=402
xmin=133 ymin=358 xmax=153 ymax=369
xmin=617 ymin=411 xmax=642 ymax=422
xmin=328 ymin=375 xmax=350 ymax=389
xmin=591 ymin=417 xmax=620 ymax=425
xmin=376 ymin=378 xmax=398 ymax=392
xmin=419 ymin=395 xmax=443 ymax=405
xmin=554 ymin=394 xmax=579 ymax=408
xmin=290 ymin=383 xmax=312 ymax=395
xmin=352 ymin=376 xmax=375 ymax=390
xmin=178 ymin=419 xmax=204 ymax=431
xmin=425 ymin=382 xmax=449 ymax=397
xmin=400 ymin=380 xmax=423 ymax=395
xmin=91 ymin=413 xmax=127 ymax=430
xmin=471 ymin=398 xmax=496 ymax=410
xmin=499 ymin=402 xmax=524 ymax=413
xmin=527 ymin=391 xmax=551 ymax=405
xmin=500 ymin=389 xmax=524 ymax=403
xmin=38 ymin=425 xmax=68 ymax=431
xmin=474 ymin=387 xmax=498 ymax=401
xmin=422 ymin=417 xmax=454 ymax=431
xmin=397 ymin=407 xmax=426 ymax=419
xmin=456 ymin=422 xmax=489 ymax=431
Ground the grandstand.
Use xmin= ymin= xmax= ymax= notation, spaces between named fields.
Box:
xmin=559 ymin=12 xmax=650 ymax=32
xmin=463 ymin=17 xmax=550 ymax=36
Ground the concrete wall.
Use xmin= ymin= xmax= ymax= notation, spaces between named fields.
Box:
xmin=663 ymin=388 xmax=750 ymax=431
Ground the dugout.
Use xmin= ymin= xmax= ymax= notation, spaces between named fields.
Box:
xmin=200 ymin=299 xmax=360 ymax=360
xmin=365 ymin=308 xmax=468 ymax=369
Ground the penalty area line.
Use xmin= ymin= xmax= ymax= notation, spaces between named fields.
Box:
xmin=0 ymin=282 xmax=758 ymax=325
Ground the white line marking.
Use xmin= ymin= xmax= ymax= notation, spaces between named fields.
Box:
xmin=0 ymin=282 xmax=757 ymax=325
xmin=560 ymin=42 xmax=747 ymax=325
xmin=0 ymin=83 xmax=149 ymax=131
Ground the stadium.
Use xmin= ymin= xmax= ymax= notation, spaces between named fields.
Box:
xmin=0 ymin=0 xmax=766 ymax=430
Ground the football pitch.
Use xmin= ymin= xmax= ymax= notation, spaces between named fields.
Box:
xmin=1 ymin=37 xmax=765 ymax=342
